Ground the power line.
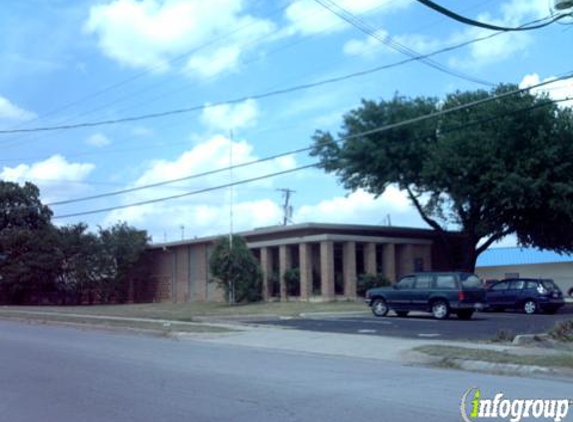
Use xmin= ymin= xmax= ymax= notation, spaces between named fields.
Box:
xmin=314 ymin=0 xmax=494 ymax=86
xmin=0 ymin=5 xmax=290 ymax=135
xmin=0 ymin=24 xmax=530 ymax=136
xmin=47 ymin=76 xmax=573 ymax=209
xmin=0 ymin=2 xmax=368 ymax=150
xmin=414 ymin=0 xmax=571 ymax=31
xmin=51 ymin=94 xmax=572 ymax=220
xmin=53 ymin=164 xmax=317 ymax=219
xmin=45 ymin=147 xmax=310 ymax=206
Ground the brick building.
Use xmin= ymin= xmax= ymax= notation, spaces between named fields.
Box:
xmin=131 ymin=223 xmax=465 ymax=303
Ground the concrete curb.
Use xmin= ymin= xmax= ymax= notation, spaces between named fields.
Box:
xmin=453 ymin=359 xmax=553 ymax=376
xmin=298 ymin=311 xmax=370 ymax=318
xmin=0 ymin=309 xmax=243 ymax=331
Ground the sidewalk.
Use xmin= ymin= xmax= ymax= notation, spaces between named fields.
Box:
xmin=184 ymin=321 xmax=560 ymax=362
xmin=2 ymin=308 xmax=571 ymax=378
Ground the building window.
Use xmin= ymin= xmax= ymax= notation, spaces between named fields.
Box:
xmin=414 ymin=257 xmax=424 ymax=272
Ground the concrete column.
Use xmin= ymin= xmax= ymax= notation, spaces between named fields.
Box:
xmin=422 ymin=245 xmax=432 ymax=270
xmin=260 ymin=247 xmax=273 ymax=301
xmin=382 ymin=243 xmax=397 ymax=283
xmin=398 ymin=244 xmax=415 ymax=278
xmin=320 ymin=241 xmax=335 ymax=301
xmin=190 ymin=245 xmax=207 ymax=302
xmin=279 ymin=245 xmax=292 ymax=301
xmin=364 ymin=242 xmax=377 ymax=275
xmin=299 ymin=243 xmax=313 ymax=301
xmin=342 ymin=241 xmax=357 ymax=299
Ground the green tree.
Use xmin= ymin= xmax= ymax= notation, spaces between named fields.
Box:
xmin=209 ymin=236 xmax=262 ymax=303
xmin=0 ymin=181 xmax=58 ymax=303
xmin=55 ymin=223 xmax=101 ymax=304
xmin=311 ymin=85 xmax=573 ymax=271
xmin=96 ymin=222 xmax=149 ymax=303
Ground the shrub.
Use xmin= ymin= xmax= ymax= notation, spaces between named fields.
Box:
xmin=357 ymin=274 xmax=390 ymax=297
xmin=209 ymin=236 xmax=262 ymax=303
xmin=491 ymin=329 xmax=516 ymax=343
xmin=283 ymin=268 xmax=300 ymax=296
xmin=548 ymin=320 xmax=573 ymax=342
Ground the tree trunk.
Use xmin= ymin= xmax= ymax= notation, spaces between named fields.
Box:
xmin=458 ymin=238 xmax=479 ymax=272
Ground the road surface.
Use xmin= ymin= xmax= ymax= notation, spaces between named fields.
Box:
xmin=0 ymin=320 xmax=570 ymax=422
xmin=251 ymin=307 xmax=573 ymax=340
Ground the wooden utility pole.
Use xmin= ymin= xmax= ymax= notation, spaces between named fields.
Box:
xmin=277 ymin=188 xmax=295 ymax=225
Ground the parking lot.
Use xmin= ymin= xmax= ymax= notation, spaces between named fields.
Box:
xmin=252 ymin=306 xmax=573 ymax=341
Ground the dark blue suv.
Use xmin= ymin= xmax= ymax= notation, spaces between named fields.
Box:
xmin=365 ymin=272 xmax=486 ymax=320
xmin=486 ymin=278 xmax=565 ymax=314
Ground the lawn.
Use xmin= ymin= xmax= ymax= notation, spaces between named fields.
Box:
xmin=0 ymin=310 xmax=234 ymax=333
xmin=1 ymin=300 xmax=367 ymax=321
xmin=414 ymin=345 xmax=573 ymax=369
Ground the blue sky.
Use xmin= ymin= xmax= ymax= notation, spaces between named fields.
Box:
xmin=0 ymin=0 xmax=572 ymax=243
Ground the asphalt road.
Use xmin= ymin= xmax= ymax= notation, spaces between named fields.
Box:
xmin=0 ymin=320 xmax=571 ymax=422
xmin=252 ymin=306 xmax=573 ymax=341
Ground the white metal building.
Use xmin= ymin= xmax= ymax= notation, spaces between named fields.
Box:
xmin=476 ymin=247 xmax=573 ymax=296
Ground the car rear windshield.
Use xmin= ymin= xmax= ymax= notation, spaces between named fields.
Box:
xmin=541 ymin=280 xmax=558 ymax=291
xmin=460 ymin=274 xmax=482 ymax=289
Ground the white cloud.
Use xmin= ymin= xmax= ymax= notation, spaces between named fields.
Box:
xmin=343 ymin=31 xmax=440 ymax=59
xmin=0 ymin=95 xmax=36 ymax=121
xmin=519 ymin=73 xmax=573 ymax=108
xmin=84 ymin=0 xmax=275 ymax=78
xmin=283 ymin=0 xmax=411 ymax=37
xmin=131 ymin=126 xmax=154 ymax=136
xmin=295 ymin=187 xmax=427 ymax=227
xmin=86 ymin=133 xmax=112 ymax=147
xmin=343 ymin=29 xmax=389 ymax=58
xmin=0 ymin=155 xmax=95 ymax=203
xmin=447 ymin=0 xmax=549 ymax=69
xmin=200 ymin=99 xmax=259 ymax=131
xmin=103 ymin=135 xmax=296 ymax=238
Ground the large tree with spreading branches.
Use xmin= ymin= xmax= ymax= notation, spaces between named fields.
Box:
xmin=311 ymin=84 xmax=573 ymax=271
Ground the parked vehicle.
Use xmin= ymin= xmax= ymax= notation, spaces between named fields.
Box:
xmin=364 ymin=272 xmax=487 ymax=320
xmin=481 ymin=278 xmax=499 ymax=289
xmin=486 ymin=278 xmax=565 ymax=314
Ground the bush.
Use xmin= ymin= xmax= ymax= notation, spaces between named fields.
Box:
xmin=209 ymin=236 xmax=262 ymax=303
xmin=491 ymin=329 xmax=516 ymax=343
xmin=357 ymin=274 xmax=390 ymax=297
xmin=548 ymin=320 xmax=573 ymax=342
xmin=283 ymin=268 xmax=300 ymax=296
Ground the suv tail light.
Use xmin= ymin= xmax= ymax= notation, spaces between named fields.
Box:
xmin=458 ymin=291 xmax=465 ymax=302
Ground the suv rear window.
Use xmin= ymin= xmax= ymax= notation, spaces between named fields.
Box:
xmin=435 ymin=275 xmax=456 ymax=289
xmin=541 ymin=280 xmax=558 ymax=291
xmin=460 ymin=274 xmax=482 ymax=289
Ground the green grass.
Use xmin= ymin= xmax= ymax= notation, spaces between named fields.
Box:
xmin=1 ymin=301 xmax=367 ymax=321
xmin=0 ymin=310 xmax=233 ymax=334
xmin=414 ymin=345 xmax=573 ymax=369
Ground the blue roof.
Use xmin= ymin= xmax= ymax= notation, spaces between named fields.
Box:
xmin=477 ymin=247 xmax=573 ymax=267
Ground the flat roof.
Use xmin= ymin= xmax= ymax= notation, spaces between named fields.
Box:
xmin=148 ymin=222 xmax=448 ymax=249
xmin=477 ymin=247 xmax=573 ymax=267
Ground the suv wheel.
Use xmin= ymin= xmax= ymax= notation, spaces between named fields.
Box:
xmin=523 ymin=300 xmax=537 ymax=315
xmin=431 ymin=300 xmax=450 ymax=320
xmin=371 ymin=298 xmax=389 ymax=317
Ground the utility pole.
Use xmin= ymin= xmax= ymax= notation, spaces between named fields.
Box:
xmin=228 ymin=129 xmax=235 ymax=304
xmin=277 ymin=188 xmax=295 ymax=225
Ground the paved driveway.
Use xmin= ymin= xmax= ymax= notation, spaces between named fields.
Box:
xmin=251 ymin=306 xmax=573 ymax=341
